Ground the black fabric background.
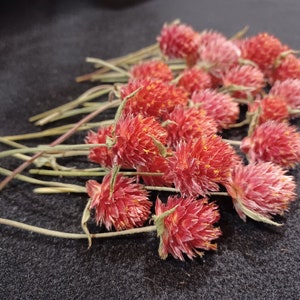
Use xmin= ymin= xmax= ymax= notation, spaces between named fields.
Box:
xmin=1 ymin=1 xmax=300 ymax=299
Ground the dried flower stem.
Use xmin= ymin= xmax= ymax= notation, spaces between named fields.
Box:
xmin=222 ymin=139 xmax=242 ymax=146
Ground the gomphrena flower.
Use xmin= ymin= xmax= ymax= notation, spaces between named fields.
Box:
xmin=240 ymin=32 xmax=288 ymax=75
xmin=241 ymin=121 xmax=300 ymax=168
xmin=157 ymin=22 xmax=200 ymax=66
xmin=270 ymin=78 xmax=300 ymax=111
xmin=164 ymin=106 xmax=218 ymax=148
xmin=113 ymin=114 xmax=168 ymax=168
xmin=154 ymin=196 xmax=221 ymax=260
xmin=87 ymin=174 xmax=152 ymax=231
xmin=130 ymin=59 xmax=173 ymax=82
xmin=85 ymin=125 xmax=114 ymax=168
xmin=249 ymin=95 xmax=289 ymax=124
xmin=226 ymin=162 xmax=296 ymax=224
xmin=120 ymin=78 xmax=189 ymax=118
xmin=222 ymin=65 xmax=265 ymax=98
xmin=191 ymin=89 xmax=239 ymax=130
xmin=165 ymin=135 xmax=238 ymax=197
xmin=177 ymin=67 xmax=212 ymax=96
xmin=270 ymin=54 xmax=300 ymax=83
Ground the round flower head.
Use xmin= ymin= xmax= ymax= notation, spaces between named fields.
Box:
xmin=270 ymin=78 xmax=300 ymax=111
xmin=87 ymin=174 xmax=151 ymax=231
xmin=130 ymin=59 xmax=173 ymax=82
xmin=240 ymin=33 xmax=288 ymax=75
xmin=157 ymin=22 xmax=200 ymax=66
xmin=154 ymin=196 xmax=221 ymax=260
xmin=120 ymin=78 xmax=189 ymax=118
xmin=165 ymin=135 xmax=238 ymax=197
xmin=249 ymin=95 xmax=289 ymax=124
xmin=85 ymin=125 xmax=114 ymax=168
xmin=112 ymin=114 xmax=167 ymax=168
xmin=270 ymin=54 xmax=300 ymax=83
xmin=191 ymin=89 xmax=239 ymax=130
xmin=226 ymin=162 xmax=296 ymax=225
xmin=241 ymin=121 xmax=300 ymax=168
xmin=164 ymin=106 xmax=218 ymax=148
xmin=177 ymin=67 xmax=212 ymax=96
xmin=222 ymin=65 xmax=265 ymax=98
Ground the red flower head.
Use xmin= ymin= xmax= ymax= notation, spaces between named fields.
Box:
xmin=270 ymin=54 xmax=300 ymax=83
xmin=249 ymin=95 xmax=289 ymax=124
xmin=120 ymin=78 xmax=189 ymax=118
xmin=87 ymin=174 xmax=152 ymax=231
xmin=177 ymin=67 xmax=212 ymax=96
xmin=85 ymin=125 xmax=114 ymax=168
xmin=157 ymin=22 xmax=200 ymax=66
xmin=270 ymin=78 xmax=300 ymax=111
xmin=154 ymin=196 xmax=221 ymax=260
xmin=241 ymin=121 xmax=300 ymax=168
xmin=164 ymin=105 xmax=218 ymax=148
xmin=222 ymin=65 xmax=265 ymax=98
xmin=112 ymin=114 xmax=167 ymax=168
xmin=191 ymin=89 xmax=240 ymax=130
xmin=165 ymin=135 xmax=238 ymax=197
xmin=240 ymin=33 xmax=288 ymax=75
xmin=130 ymin=59 xmax=173 ymax=82
xmin=226 ymin=162 xmax=296 ymax=224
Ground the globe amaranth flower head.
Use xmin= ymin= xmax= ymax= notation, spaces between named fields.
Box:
xmin=226 ymin=162 xmax=296 ymax=225
xmin=154 ymin=196 xmax=221 ymax=260
xmin=165 ymin=135 xmax=239 ymax=197
xmin=112 ymin=114 xmax=168 ymax=168
xmin=241 ymin=120 xmax=300 ymax=168
xmin=120 ymin=78 xmax=189 ymax=119
xmin=191 ymin=89 xmax=240 ymax=130
xmin=157 ymin=21 xmax=200 ymax=66
xmin=130 ymin=59 xmax=173 ymax=82
xmin=87 ymin=173 xmax=152 ymax=231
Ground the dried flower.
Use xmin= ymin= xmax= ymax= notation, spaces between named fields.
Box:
xmin=87 ymin=174 xmax=151 ymax=231
xmin=177 ymin=67 xmax=212 ymax=96
xmin=120 ymin=78 xmax=189 ymax=118
xmin=130 ymin=59 xmax=173 ymax=82
xmin=154 ymin=196 xmax=221 ymax=260
xmin=241 ymin=121 xmax=300 ymax=168
xmin=191 ymin=89 xmax=239 ymax=130
xmin=226 ymin=162 xmax=296 ymax=224
xmin=165 ymin=135 xmax=238 ymax=197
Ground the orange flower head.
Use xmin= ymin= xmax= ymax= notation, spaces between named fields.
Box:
xmin=226 ymin=162 xmax=296 ymax=223
xmin=241 ymin=121 xmax=300 ymax=168
xmin=87 ymin=174 xmax=151 ymax=231
xmin=154 ymin=196 xmax=221 ymax=260
xmin=130 ymin=59 xmax=173 ymax=82
xmin=191 ymin=89 xmax=239 ymax=130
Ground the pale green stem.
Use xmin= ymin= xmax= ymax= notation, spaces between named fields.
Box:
xmin=144 ymin=186 xmax=180 ymax=193
xmin=222 ymin=139 xmax=242 ymax=146
xmin=0 ymin=218 xmax=157 ymax=239
xmin=289 ymin=109 xmax=300 ymax=115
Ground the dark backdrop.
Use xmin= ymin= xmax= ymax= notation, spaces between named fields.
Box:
xmin=1 ymin=1 xmax=300 ymax=299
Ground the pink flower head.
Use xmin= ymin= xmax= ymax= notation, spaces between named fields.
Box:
xmin=120 ymin=78 xmax=189 ymax=118
xmin=241 ymin=121 xmax=300 ymax=168
xmin=87 ymin=174 xmax=151 ymax=231
xmin=222 ymin=65 xmax=265 ymax=98
xmin=157 ymin=22 xmax=200 ymax=66
xmin=165 ymin=135 xmax=238 ymax=197
xmin=191 ymin=89 xmax=240 ymax=130
xmin=85 ymin=125 xmax=114 ymax=168
xmin=270 ymin=78 xmax=300 ymax=110
xmin=164 ymin=106 xmax=218 ymax=148
xmin=113 ymin=114 xmax=167 ymax=168
xmin=226 ymin=162 xmax=296 ymax=223
xmin=177 ymin=67 xmax=212 ymax=96
xmin=154 ymin=196 xmax=221 ymax=260
xmin=130 ymin=59 xmax=173 ymax=82
xmin=249 ymin=95 xmax=289 ymax=124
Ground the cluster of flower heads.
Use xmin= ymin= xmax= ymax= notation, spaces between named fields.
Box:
xmin=85 ymin=21 xmax=300 ymax=261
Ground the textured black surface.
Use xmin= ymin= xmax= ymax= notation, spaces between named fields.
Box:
xmin=1 ymin=1 xmax=300 ymax=299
